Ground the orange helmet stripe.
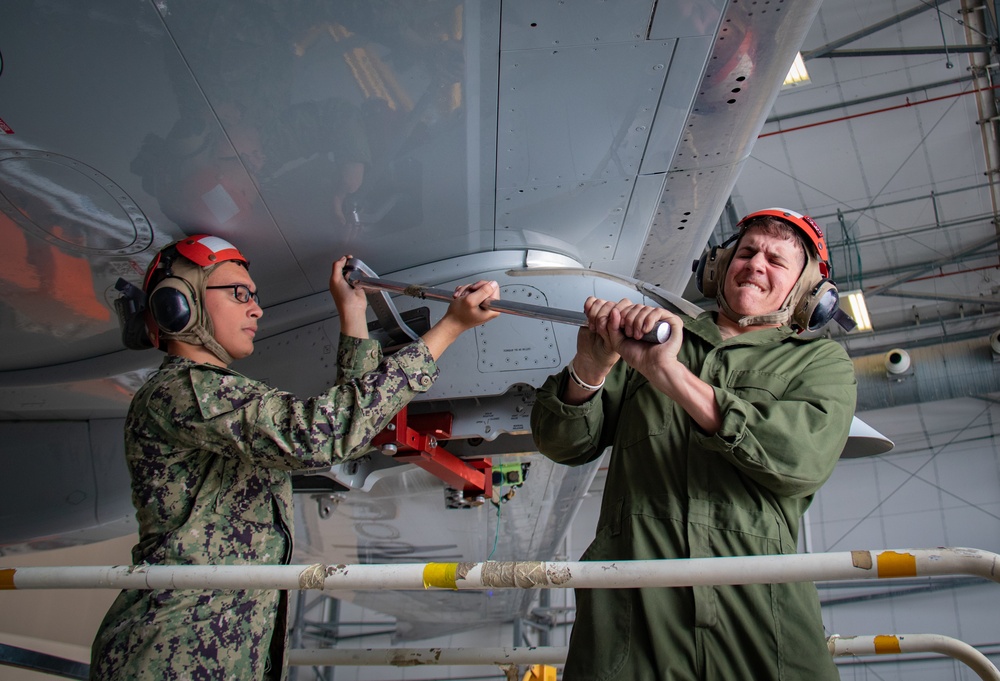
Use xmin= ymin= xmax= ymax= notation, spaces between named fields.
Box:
xmin=736 ymin=207 xmax=829 ymax=263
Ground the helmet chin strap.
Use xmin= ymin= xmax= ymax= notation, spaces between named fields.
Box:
xmin=192 ymin=326 xmax=237 ymax=366
xmin=164 ymin=318 xmax=237 ymax=366
xmin=717 ymin=291 xmax=794 ymax=328
xmin=158 ymin=261 xmax=238 ymax=365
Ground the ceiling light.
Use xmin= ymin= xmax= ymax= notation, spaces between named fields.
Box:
xmin=783 ymin=53 xmax=810 ymax=87
xmin=841 ymin=289 xmax=872 ymax=332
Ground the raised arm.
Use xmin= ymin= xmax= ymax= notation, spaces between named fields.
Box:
xmin=329 ymin=254 xmax=370 ymax=339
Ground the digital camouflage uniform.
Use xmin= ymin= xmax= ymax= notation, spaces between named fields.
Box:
xmin=530 ymin=312 xmax=857 ymax=681
xmin=90 ymin=334 xmax=436 ymax=681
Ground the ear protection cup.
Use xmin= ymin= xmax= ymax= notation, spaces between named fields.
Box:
xmin=148 ymin=276 xmax=200 ymax=334
xmin=792 ymin=278 xmax=840 ymax=332
xmin=692 ymin=233 xmax=739 ymax=299
xmin=694 ymin=246 xmax=724 ymax=299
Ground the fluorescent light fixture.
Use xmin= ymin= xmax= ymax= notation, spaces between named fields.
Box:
xmin=783 ymin=53 xmax=810 ymax=87
xmin=841 ymin=289 xmax=873 ymax=332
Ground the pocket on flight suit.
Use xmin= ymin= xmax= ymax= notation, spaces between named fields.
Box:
xmin=215 ymin=457 xmax=276 ymax=524
xmin=726 ymin=370 xmax=789 ymax=401
xmin=617 ymin=377 xmax=673 ymax=449
xmin=573 ymin=524 xmax=634 ymax=681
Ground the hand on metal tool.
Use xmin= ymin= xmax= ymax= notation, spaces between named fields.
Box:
xmin=331 ymin=255 xmax=368 ymax=311
xmin=604 ymin=304 xmax=685 ymax=379
xmin=331 ymin=255 xmax=370 ymax=338
xmin=423 ymin=280 xmax=500 ymax=360
xmin=574 ymin=297 xmax=630 ymax=379
xmin=446 ymin=280 xmax=501 ymax=330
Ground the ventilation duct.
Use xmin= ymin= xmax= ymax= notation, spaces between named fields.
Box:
xmin=852 ymin=336 xmax=1000 ymax=412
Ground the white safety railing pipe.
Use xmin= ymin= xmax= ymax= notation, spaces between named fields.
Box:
xmin=1 ymin=547 xmax=997 ymax=592
xmin=829 ymin=634 xmax=1000 ymax=681
xmin=285 ymin=636 xmax=1000 ymax=681
xmin=287 ymin=646 xmax=568 ymax=667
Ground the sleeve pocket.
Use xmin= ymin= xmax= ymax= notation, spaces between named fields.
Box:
xmin=190 ymin=370 xmax=255 ymax=420
xmin=727 ymin=370 xmax=789 ymax=400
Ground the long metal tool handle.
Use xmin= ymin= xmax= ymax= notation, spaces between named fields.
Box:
xmin=343 ymin=258 xmax=670 ymax=344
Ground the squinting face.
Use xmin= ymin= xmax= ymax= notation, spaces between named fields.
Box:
xmin=722 ymin=226 xmax=805 ymax=321
xmin=204 ymin=261 xmax=262 ymax=362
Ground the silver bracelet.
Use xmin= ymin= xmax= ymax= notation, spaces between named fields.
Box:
xmin=567 ymin=360 xmax=605 ymax=392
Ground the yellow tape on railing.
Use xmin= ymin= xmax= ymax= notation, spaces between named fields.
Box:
xmin=873 ymin=635 xmax=902 ymax=654
xmin=877 ymin=551 xmax=917 ymax=578
xmin=422 ymin=563 xmax=458 ymax=590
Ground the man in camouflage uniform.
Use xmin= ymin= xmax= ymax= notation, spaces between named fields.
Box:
xmin=531 ymin=209 xmax=857 ymax=680
xmin=90 ymin=234 xmax=499 ymax=680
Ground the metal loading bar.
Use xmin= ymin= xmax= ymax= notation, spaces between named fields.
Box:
xmin=343 ymin=258 xmax=671 ymax=344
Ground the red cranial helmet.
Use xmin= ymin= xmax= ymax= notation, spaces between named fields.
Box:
xmin=142 ymin=234 xmax=250 ymax=363
xmin=694 ymin=208 xmax=845 ymax=332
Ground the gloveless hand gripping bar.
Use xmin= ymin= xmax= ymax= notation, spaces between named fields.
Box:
xmin=343 ymin=257 xmax=671 ymax=344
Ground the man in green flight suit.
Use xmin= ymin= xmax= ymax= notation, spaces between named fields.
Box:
xmin=90 ymin=234 xmax=500 ymax=680
xmin=531 ymin=208 xmax=858 ymax=680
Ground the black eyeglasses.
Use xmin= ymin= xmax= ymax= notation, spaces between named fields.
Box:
xmin=206 ymin=284 xmax=260 ymax=305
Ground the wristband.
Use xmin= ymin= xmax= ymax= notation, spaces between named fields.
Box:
xmin=567 ymin=360 xmax=605 ymax=392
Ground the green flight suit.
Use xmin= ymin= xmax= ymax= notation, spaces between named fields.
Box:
xmin=90 ymin=334 xmax=436 ymax=681
xmin=530 ymin=312 xmax=857 ymax=681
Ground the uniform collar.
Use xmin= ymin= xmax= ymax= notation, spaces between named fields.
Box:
xmin=161 ymin=353 xmax=244 ymax=376
xmin=685 ymin=311 xmax=796 ymax=347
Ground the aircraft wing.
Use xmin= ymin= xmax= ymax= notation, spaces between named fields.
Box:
xmin=0 ymin=0 xmax=828 ymax=636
